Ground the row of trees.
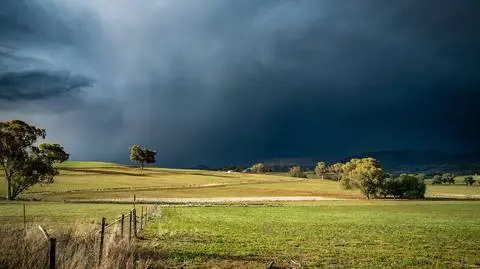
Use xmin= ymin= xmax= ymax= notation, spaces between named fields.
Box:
xmin=249 ymin=163 xmax=307 ymax=178
xmin=432 ymin=173 xmax=456 ymax=185
xmin=248 ymin=158 xmax=426 ymax=199
xmin=431 ymin=173 xmax=477 ymax=186
xmin=317 ymin=161 xmax=478 ymax=187
xmin=318 ymin=158 xmax=426 ymax=199
xmin=314 ymin=161 xmax=344 ymax=180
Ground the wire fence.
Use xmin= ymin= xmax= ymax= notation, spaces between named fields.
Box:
xmin=18 ymin=203 xmax=159 ymax=269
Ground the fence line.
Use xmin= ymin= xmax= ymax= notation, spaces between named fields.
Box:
xmin=20 ymin=203 xmax=160 ymax=269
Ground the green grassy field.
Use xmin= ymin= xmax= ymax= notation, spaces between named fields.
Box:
xmin=0 ymin=202 xmax=135 ymax=227
xmin=143 ymin=201 xmax=480 ymax=268
xmin=1 ymin=162 xmax=479 ymax=201
xmin=1 ymin=162 xmax=480 ymax=268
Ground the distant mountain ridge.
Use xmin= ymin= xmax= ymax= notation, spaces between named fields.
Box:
xmin=190 ymin=150 xmax=480 ymax=174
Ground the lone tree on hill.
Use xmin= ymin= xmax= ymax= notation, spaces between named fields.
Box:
xmin=129 ymin=145 xmax=156 ymax=169
xmin=315 ymin=162 xmax=328 ymax=179
xmin=0 ymin=120 xmax=69 ymax=200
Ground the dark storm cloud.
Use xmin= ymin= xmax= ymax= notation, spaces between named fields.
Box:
xmin=1 ymin=0 xmax=479 ymax=167
xmin=0 ymin=70 xmax=93 ymax=101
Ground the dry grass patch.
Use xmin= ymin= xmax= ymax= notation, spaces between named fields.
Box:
xmin=0 ymin=226 xmax=149 ymax=269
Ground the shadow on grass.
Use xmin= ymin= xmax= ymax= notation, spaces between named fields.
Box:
xmin=61 ymin=167 xmax=243 ymax=179
xmin=422 ymin=197 xmax=480 ymax=201
xmin=136 ymin=247 xmax=284 ymax=268
xmin=61 ymin=168 xmax=147 ymax=177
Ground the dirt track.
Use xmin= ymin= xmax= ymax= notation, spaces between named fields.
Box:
xmin=138 ymin=196 xmax=347 ymax=203
xmin=67 ymin=196 xmax=351 ymax=204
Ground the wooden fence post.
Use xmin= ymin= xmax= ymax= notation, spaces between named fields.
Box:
xmin=38 ymin=225 xmax=55 ymax=269
xmin=23 ymin=204 xmax=26 ymax=231
xmin=140 ymin=207 xmax=144 ymax=230
xmin=120 ymin=214 xmax=125 ymax=237
xmin=145 ymin=206 xmax=149 ymax=224
xmin=48 ymin=238 xmax=56 ymax=269
xmin=133 ymin=209 xmax=137 ymax=238
xmin=129 ymin=211 xmax=132 ymax=240
xmin=99 ymin=217 xmax=106 ymax=265
xmin=23 ymin=203 xmax=27 ymax=266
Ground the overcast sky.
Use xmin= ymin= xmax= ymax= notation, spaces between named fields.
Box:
xmin=1 ymin=0 xmax=479 ymax=167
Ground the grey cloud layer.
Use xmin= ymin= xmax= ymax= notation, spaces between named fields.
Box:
xmin=1 ymin=0 xmax=479 ymax=166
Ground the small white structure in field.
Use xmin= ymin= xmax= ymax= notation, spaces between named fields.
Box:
xmin=227 ymin=170 xmax=233 ymax=173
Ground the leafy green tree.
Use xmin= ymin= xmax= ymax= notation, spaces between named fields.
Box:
xmin=0 ymin=120 xmax=69 ymax=200
xmin=314 ymin=162 xmax=327 ymax=179
xmin=441 ymin=173 xmax=456 ymax=184
xmin=39 ymin=143 xmax=70 ymax=163
xmin=340 ymin=158 xmax=385 ymax=199
xmin=416 ymin=173 xmax=425 ymax=182
xmin=432 ymin=175 xmax=443 ymax=185
xmin=251 ymin=163 xmax=266 ymax=174
xmin=129 ymin=145 xmax=156 ymax=169
xmin=329 ymin=163 xmax=344 ymax=174
xmin=289 ymin=166 xmax=305 ymax=178
xmin=464 ymin=176 xmax=475 ymax=186
xmin=328 ymin=162 xmax=344 ymax=181
xmin=379 ymin=176 xmax=397 ymax=198
xmin=380 ymin=174 xmax=426 ymax=199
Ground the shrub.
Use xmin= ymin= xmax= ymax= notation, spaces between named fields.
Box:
xmin=289 ymin=166 xmax=306 ymax=178
xmin=251 ymin=163 xmax=266 ymax=174
xmin=464 ymin=176 xmax=476 ymax=186
xmin=432 ymin=175 xmax=443 ymax=185
xmin=380 ymin=177 xmax=402 ymax=198
xmin=380 ymin=174 xmax=426 ymax=199
xmin=441 ymin=173 xmax=456 ymax=184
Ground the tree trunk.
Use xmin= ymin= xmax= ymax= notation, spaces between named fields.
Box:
xmin=6 ymin=178 xmax=13 ymax=200
xmin=141 ymin=163 xmax=144 ymax=170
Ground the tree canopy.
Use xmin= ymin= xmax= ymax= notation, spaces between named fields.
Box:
xmin=251 ymin=163 xmax=266 ymax=173
xmin=129 ymin=145 xmax=157 ymax=169
xmin=340 ymin=158 xmax=385 ymax=199
xmin=314 ymin=162 xmax=327 ymax=179
xmin=289 ymin=166 xmax=306 ymax=178
xmin=380 ymin=174 xmax=426 ymax=199
xmin=463 ymin=176 xmax=475 ymax=186
xmin=0 ymin=120 xmax=69 ymax=200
